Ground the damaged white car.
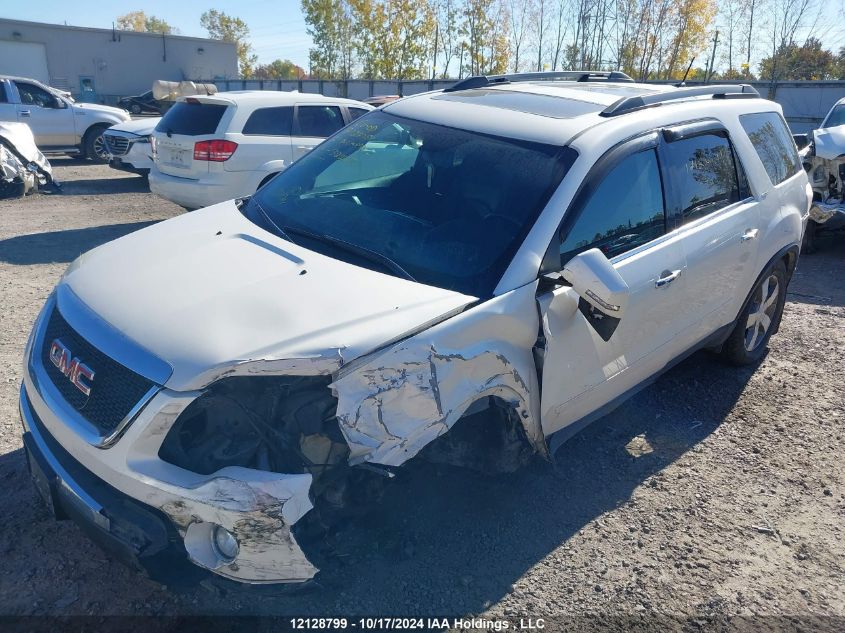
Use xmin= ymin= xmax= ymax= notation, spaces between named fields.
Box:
xmin=19 ymin=72 xmax=809 ymax=588
xmin=0 ymin=121 xmax=54 ymax=198
xmin=796 ymin=97 xmax=845 ymax=251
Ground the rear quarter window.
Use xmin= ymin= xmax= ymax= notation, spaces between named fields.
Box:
xmin=155 ymin=102 xmax=228 ymax=136
xmin=739 ymin=112 xmax=801 ymax=185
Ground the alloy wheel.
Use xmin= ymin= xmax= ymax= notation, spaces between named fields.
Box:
xmin=744 ymin=274 xmax=780 ymax=352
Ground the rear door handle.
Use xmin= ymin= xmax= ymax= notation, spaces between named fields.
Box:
xmin=655 ymin=269 xmax=682 ymax=288
xmin=19 ymin=109 xmax=31 ymax=117
xmin=741 ymin=228 xmax=759 ymax=242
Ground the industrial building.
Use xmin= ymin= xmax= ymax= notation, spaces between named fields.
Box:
xmin=0 ymin=18 xmax=238 ymax=104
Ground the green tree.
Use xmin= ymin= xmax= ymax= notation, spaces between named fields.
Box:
xmin=302 ymin=0 xmax=355 ymax=79
xmin=760 ymin=38 xmax=837 ymax=81
xmin=117 ymin=11 xmax=175 ymax=34
xmin=201 ymin=9 xmax=258 ymax=77
xmin=253 ymin=59 xmax=307 ymax=79
xmin=460 ymin=0 xmax=509 ymax=76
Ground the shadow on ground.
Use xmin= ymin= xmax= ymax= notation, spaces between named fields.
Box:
xmin=0 ymin=349 xmax=757 ymax=616
xmin=0 ymin=222 xmax=158 ymax=265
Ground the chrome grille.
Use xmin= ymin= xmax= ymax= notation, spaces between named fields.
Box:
xmin=39 ymin=306 xmax=156 ymax=437
xmin=103 ymin=134 xmax=131 ymax=156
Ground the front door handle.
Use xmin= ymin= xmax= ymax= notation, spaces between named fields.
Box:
xmin=19 ymin=109 xmax=31 ymax=117
xmin=655 ymin=269 xmax=682 ymax=288
xmin=741 ymin=228 xmax=759 ymax=242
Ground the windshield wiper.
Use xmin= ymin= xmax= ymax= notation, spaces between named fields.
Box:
xmin=250 ymin=199 xmax=296 ymax=244
xmin=281 ymin=225 xmax=417 ymax=282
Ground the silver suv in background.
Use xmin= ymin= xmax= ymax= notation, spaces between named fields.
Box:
xmin=20 ymin=72 xmax=809 ymax=588
xmin=0 ymin=75 xmax=130 ymax=161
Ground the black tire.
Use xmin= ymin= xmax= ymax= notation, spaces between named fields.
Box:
xmin=83 ymin=125 xmax=110 ymax=163
xmin=257 ymin=172 xmax=279 ymax=190
xmin=130 ymin=103 xmax=142 ymax=115
xmin=802 ymin=219 xmax=819 ymax=254
xmin=721 ymin=260 xmax=787 ymax=366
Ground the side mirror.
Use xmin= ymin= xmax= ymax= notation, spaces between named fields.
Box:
xmin=561 ymin=248 xmax=630 ymax=318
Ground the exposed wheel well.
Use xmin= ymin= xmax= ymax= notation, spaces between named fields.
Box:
xmin=414 ymin=396 xmax=536 ymax=474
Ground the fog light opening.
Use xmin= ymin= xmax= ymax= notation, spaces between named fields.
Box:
xmin=212 ymin=525 xmax=239 ymax=563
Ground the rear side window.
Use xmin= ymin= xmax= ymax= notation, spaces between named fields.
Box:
xmin=155 ymin=102 xmax=227 ymax=136
xmin=296 ymin=106 xmax=344 ymax=137
xmin=242 ymin=106 xmax=293 ymax=136
xmin=560 ymin=149 xmax=665 ymax=264
xmin=0 ymin=82 xmax=7 ymax=103
xmin=662 ymin=134 xmax=740 ymax=224
xmin=739 ymin=112 xmax=800 ymax=185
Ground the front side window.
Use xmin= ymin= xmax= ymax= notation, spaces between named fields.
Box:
xmin=663 ymin=134 xmax=740 ymax=224
xmin=559 ymin=149 xmax=665 ymax=264
xmin=296 ymin=105 xmax=344 ymax=137
xmin=739 ymin=112 xmax=801 ymax=185
xmin=246 ymin=111 xmax=575 ymax=297
xmin=349 ymin=107 xmax=369 ymax=121
xmin=242 ymin=106 xmax=293 ymax=136
xmin=15 ymin=82 xmax=59 ymax=109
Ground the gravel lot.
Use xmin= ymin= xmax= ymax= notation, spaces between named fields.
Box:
xmin=0 ymin=160 xmax=843 ymax=628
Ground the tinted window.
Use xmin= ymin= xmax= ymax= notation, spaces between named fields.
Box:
xmin=248 ymin=111 xmax=575 ymax=297
xmin=560 ymin=149 xmax=665 ymax=264
xmin=155 ymin=102 xmax=227 ymax=136
xmin=0 ymin=83 xmax=7 ymax=103
xmin=823 ymin=104 xmax=845 ymax=129
xmin=15 ymin=82 xmax=59 ymax=108
xmin=349 ymin=107 xmax=369 ymax=121
xmin=739 ymin=112 xmax=801 ymax=185
xmin=297 ymin=106 xmax=344 ymax=137
xmin=663 ymin=134 xmax=740 ymax=223
xmin=242 ymin=106 xmax=293 ymax=136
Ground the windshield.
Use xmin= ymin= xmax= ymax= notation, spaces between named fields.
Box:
xmin=245 ymin=111 xmax=575 ymax=297
xmin=824 ymin=104 xmax=845 ymax=129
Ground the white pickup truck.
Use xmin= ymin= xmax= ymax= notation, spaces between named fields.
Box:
xmin=0 ymin=75 xmax=129 ymax=162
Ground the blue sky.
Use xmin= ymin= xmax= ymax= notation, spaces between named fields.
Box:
xmin=2 ymin=0 xmax=314 ymax=68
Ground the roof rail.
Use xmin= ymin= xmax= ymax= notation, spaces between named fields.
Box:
xmin=600 ymin=84 xmax=760 ymax=117
xmin=444 ymin=70 xmax=635 ymax=92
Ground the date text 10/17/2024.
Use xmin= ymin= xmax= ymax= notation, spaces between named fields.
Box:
xmin=289 ymin=618 xmax=547 ymax=631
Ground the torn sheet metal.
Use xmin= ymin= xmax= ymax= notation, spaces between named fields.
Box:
xmin=129 ymin=396 xmax=318 ymax=583
xmin=0 ymin=122 xmax=54 ymax=197
xmin=809 ymin=200 xmax=845 ymax=224
xmin=190 ymin=351 xmax=344 ymax=390
xmin=332 ymin=283 xmax=547 ymax=467
xmin=158 ymin=469 xmax=317 ymax=583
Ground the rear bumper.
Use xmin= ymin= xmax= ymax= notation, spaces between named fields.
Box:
xmin=148 ymin=167 xmax=249 ymax=210
xmin=19 ymin=384 xmax=204 ymax=586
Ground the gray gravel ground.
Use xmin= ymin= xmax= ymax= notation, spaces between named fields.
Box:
xmin=0 ymin=159 xmax=843 ymax=629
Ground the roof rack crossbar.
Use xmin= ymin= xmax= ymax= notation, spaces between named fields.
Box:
xmin=444 ymin=70 xmax=635 ymax=92
xmin=600 ymin=84 xmax=760 ymax=117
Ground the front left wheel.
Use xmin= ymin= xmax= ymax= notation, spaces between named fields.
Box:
xmin=721 ymin=260 xmax=787 ymax=365
xmin=83 ymin=125 xmax=110 ymax=163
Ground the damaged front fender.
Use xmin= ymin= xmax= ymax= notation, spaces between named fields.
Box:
xmin=332 ymin=283 xmax=547 ymax=467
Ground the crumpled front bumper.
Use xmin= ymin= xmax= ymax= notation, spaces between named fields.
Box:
xmin=20 ymin=370 xmax=320 ymax=585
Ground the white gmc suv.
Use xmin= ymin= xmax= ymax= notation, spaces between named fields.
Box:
xmin=19 ymin=72 xmax=810 ymax=589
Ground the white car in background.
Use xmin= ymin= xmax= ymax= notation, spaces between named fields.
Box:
xmin=103 ymin=117 xmax=159 ymax=176
xmin=149 ymin=91 xmax=372 ymax=209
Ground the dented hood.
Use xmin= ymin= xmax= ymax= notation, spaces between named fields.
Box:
xmin=814 ymin=126 xmax=845 ymax=160
xmin=60 ymin=201 xmax=477 ymax=391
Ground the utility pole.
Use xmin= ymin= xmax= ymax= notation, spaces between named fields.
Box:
xmin=706 ymin=30 xmax=719 ymax=83
xmin=432 ymin=23 xmax=439 ymax=80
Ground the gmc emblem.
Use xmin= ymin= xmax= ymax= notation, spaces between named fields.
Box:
xmin=49 ymin=338 xmax=95 ymax=397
